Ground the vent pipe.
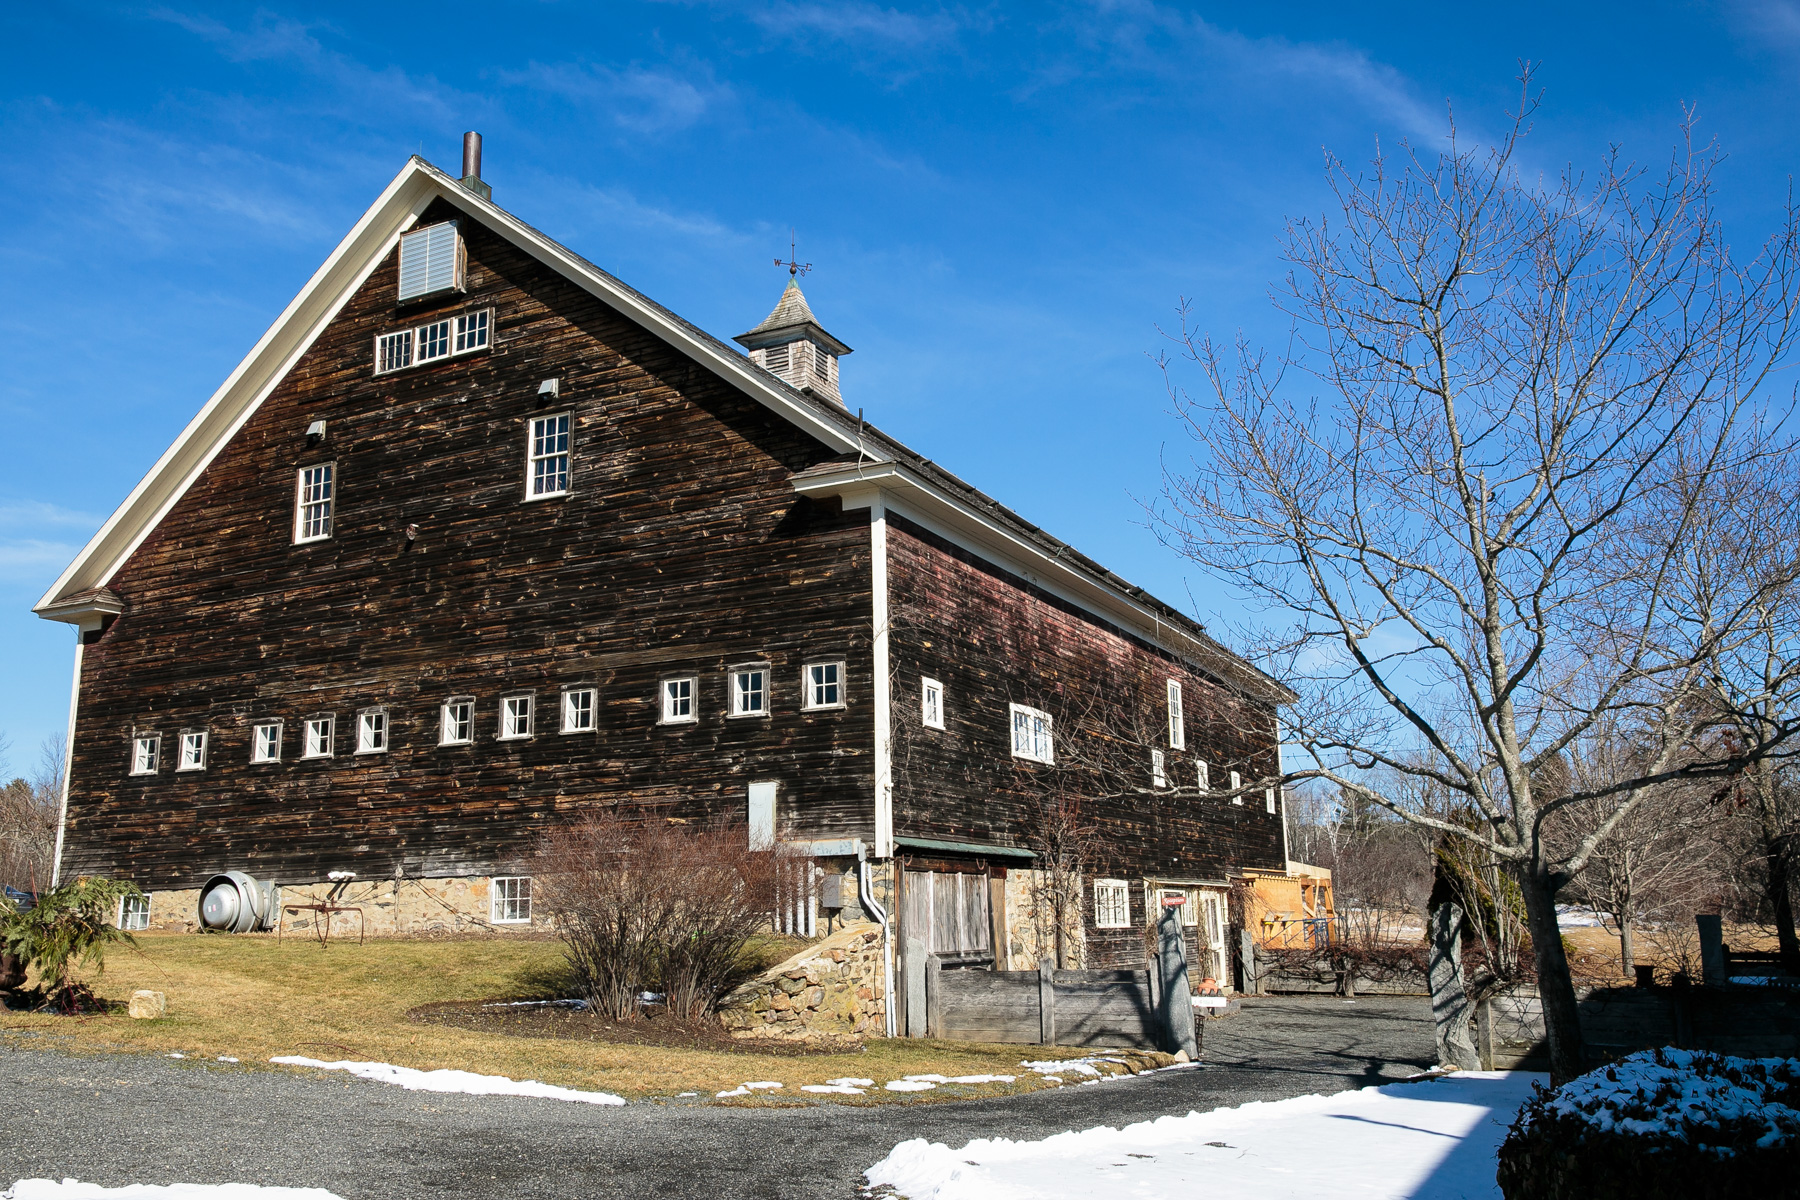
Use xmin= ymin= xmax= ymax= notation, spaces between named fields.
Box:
xmin=459 ymin=132 xmax=490 ymax=201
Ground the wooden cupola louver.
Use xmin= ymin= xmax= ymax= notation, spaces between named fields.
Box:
xmin=733 ymin=279 xmax=852 ymax=406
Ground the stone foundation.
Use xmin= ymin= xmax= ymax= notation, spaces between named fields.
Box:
xmin=718 ymin=921 xmax=888 ymax=1039
xmin=1002 ymin=868 xmax=1086 ymax=969
xmin=135 ymin=874 xmax=542 ymax=936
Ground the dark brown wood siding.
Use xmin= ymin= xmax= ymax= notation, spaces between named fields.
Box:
xmin=884 ymin=515 xmax=1286 ymax=969
xmin=62 ymin=199 xmax=875 ymax=888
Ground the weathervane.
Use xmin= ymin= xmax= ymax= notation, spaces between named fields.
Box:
xmin=775 ymin=230 xmax=812 ymax=279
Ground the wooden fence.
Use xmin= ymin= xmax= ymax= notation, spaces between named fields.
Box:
xmin=1473 ymin=985 xmax=1800 ymax=1069
xmin=923 ymin=960 xmax=1167 ymax=1048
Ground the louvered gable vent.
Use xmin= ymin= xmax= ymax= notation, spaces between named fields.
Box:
xmin=398 ymin=221 xmax=464 ymax=302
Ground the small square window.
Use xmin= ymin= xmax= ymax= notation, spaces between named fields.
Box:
xmin=1230 ymin=769 xmax=1242 ymax=805
xmin=1151 ymin=749 xmax=1166 ymax=789
xmin=1167 ymin=679 xmax=1185 ymax=750
xmin=921 ymin=677 xmax=944 ymax=730
xmin=455 ymin=309 xmax=489 ymax=352
xmin=1009 ymin=703 xmax=1054 ymax=764
xmin=661 ymin=676 xmax=697 ymax=724
xmin=295 ymin=464 xmax=335 ymax=543
xmin=562 ymin=687 xmax=596 ymax=733
xmin=251 ymin=722 xmax=282 ymax=764
xmin=499 ymin=694 xmax=534 ymax=740
xmin=440 ymin=698 xmax=474 ymax=746
xmin=417 ymin=318 xmax=453 ymax=362
xmin=118 ymin=893 xmax=151 ymax=932
xmin=731 ymin=666 xmax=770 ymax=718
xmin=527 ymin=413 xmax=571 ymax=499
xmin=803 ymin=661 xmax=844 ymax=710
xmin=1094 ymin=880 xmax=1131 ymax=929
xmin=302 ymin=716 xmax=335 ymax=759
xmin=177 ymin=731 xmax=207 ymax=772
xmin=491 ymin=876 xmax=532 ymax=924
xmin=376 ymin=329 xmax=413 ymax=373
xmin=356 ymin=709 xmax=388 ymax=754
xmin=1197 ymin=760 xmax=1210 ymax=794
xmin=130 ymin=734 xmax=160 ymax=776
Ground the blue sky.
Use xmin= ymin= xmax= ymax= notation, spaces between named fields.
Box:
xmin=4 ymin=1 xmax=1800 ymax=771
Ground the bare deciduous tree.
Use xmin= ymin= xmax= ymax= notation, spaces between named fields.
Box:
xmin=0 ymin=735 xmax=63 ymax=894
xmin=1156 ymin=75 xmax=1800 ymax=1082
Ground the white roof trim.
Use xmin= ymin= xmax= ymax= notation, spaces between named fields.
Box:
xmin=793 ymin=460 xmax=1222 ymax=671
xmin=36 ymin=157 xmax=861 ymax=615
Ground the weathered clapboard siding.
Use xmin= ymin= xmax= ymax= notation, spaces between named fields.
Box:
xmin=63 ymin=197 xmax=876 ymax=888
xmin=885 ymin=515 xmax=1286 ymax=968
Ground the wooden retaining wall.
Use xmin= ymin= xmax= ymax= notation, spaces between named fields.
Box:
xmin=1475 ymin=986 xmax=1800 ymax=1069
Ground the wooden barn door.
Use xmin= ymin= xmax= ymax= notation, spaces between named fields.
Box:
xmin=902 ymin=867 xmax=994 ymax=965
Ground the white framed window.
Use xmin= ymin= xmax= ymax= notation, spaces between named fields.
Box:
xmin=748 ymin=779 xmax=778 ymax=851
xmin=356 ymin=709 xmax=388 ymax=754
xmin=562 ymin=687 xmax=596 ymax=733
xmin=440 ymin=697 xmax=474 ymax=746
xmin=176 ymin=731 xmax=207 ymax=772
xmin=499 ymin=694 xmax=534 ymax=740
xmin=527 ymin=412 xmax=571 ymax=499
xmin=731 ymin=665 xmax=771 ymax=717
xmin=1230 ymin=769 xmax=1242 ymax=805
xmin=921 ymin=677 xmax=944 ymax=730
xmin=130 ymin=734 xmax=160 ymax=776
xmin=803 ymin=661 xmax=844 ymax=710
xmin=1094 ymin=879 xmax=1131 ymax=929
xmin=661 ymin=676 xmax=697 ymax=724
xmin=397 ymin=220 xmax=463 ymax=302
xmin=1151 ymin=749 xmax=1166 ymax=788
xmin=1167 ymin=679 xmax=1185 ymax=749
xmin=490 ymin=876 xmax=532 ymax=924
xmin=1009 ymin=703 xmax=1054 ymax=764
xmin=1197 ymin=760 xmax=1210 ymax=793
xmin=1162 ymin=888 xmax=1199 ymax=928
xmin=1266 ymin=786 xmax=1278 ymax=814
xmin=302 ymin=715 xmax=335 ymax=759
xmin=373 ymin=307 xmax=491 ymax=375
xmin=251 ymin=722 xmax=282 ymax=764
xmin=118 ymin=893 xmax=151 ymax=931
xmin=294 ymin=464 xmax=335 ymax=543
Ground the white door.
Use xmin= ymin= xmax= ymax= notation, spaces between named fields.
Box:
xmin=747 ymin=780 xmax=777 ymax=850
xmin=1196 ymin=889 xmax=1228 ymax=984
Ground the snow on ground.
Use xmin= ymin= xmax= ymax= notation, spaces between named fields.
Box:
xmin=865 ymin=1071 xmax=1541 ymax=1200
xmin=1555 ymin=904 xmax=1608 ymax=929
xmin=268 ymin=1057 xmax=624 ymax=1106
xmin=5 ymin=1182 xmax=344 ymax=1199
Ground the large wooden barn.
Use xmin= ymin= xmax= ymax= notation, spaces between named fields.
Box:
xmin=34 ymin=137 xmax=1293 ymax=1027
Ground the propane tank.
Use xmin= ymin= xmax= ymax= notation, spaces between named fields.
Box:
xmin=197 ymin=871 xmax=278 ymax=933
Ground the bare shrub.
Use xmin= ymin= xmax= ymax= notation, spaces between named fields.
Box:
xmin=534 ymin=808 xmax=791 ymax=1020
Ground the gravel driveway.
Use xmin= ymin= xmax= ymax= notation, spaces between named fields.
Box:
xmin=3 ymin=996 xmax=1433 ymax=1199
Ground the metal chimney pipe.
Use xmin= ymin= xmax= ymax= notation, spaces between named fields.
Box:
xmin=462 ymin=131 xmax=483 ymax=181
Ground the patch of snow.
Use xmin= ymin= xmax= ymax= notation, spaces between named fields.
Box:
xmin=1556 ymin=904 xmax=1609 ymax=929
xmin=268 ymin=1057 xmax=624 ymax=1106
xmin=865 ymin=1071 xmax=1540 ymax=1199
xmin=947 ymin=1075 xmax=1014 ymax=1084
xmin=716 ymin=1087 xmax=750 ymax=1098
xmin=740 ymin=1082 xmax=782 ymax=1090
xmin=215 ymin=1057 xmax=238 ymax=1064
xmin=6 ymin=1182 xmax=345 ymax=1199
xmin=164 ymin=1054 xmax=184 ymax=1060
xmin=905 ymin=1074 xmax=950 ymax=1083
xmin=827 ymin=1078 xmax=875 ymax=1087
xmin=480 ymin=999 xmax=586 ymax=1010
xmin=886 ymin=1080 xmax=936 ymax=1092
xmin=676 ymin=1092 xmax=697 ymax=1098
xmin=1020 ymin=1058 xmax=1128 ymax=1078
xmin=803 ymin=1084 xmax=866 ymax=1095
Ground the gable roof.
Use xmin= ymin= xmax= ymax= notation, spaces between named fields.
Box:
xmin=34 ymin=156 xmax=1290 ymax=705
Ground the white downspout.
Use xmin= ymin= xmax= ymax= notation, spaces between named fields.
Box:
xmin=858 ymin=853 xmax=896 ymax=1037
xmin=50 ymin=631 xmax=87 ymax=888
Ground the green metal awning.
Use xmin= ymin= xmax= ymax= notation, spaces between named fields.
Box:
xmin=894 ymin=836 xmax=1036 ymax=860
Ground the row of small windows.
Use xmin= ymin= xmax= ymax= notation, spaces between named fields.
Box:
xmin=292 ymin=413 xmax=570 ymax=544
xmin=125 ymin=665 xmax=850 ymax=774
xmin=113 ymin=880 xmax=532 ymax=929
xmin=374 ymin=308 xmax=491 ymax=374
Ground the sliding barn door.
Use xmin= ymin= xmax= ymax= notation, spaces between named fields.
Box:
xmin=902 ymin=868 xmax=993 ymax=963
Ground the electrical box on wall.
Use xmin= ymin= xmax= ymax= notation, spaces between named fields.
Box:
xmin=819 ymin=874 xmax=852 ymax=910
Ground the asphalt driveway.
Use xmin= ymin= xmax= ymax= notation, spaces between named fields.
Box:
xmin=3 ymin=995 xmax=1434 ymax=1199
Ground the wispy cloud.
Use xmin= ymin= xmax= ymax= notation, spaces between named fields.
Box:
xmin=0 ymin=501 xmax=103 ymax=532
xmin=0 ymin=504 xmax=96 ymax=588
xmin=499 ymin=62 xmax=730 ymax=134
xmin=743 ymin=2 xmax=968 ymax=49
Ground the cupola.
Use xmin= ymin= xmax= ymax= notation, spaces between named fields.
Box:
xmin=734 ymin=278 xmax=852 ymax=405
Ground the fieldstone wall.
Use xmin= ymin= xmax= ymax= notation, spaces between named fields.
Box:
xmin=133 ymin=875 xmax=541 ymax=936
xmin=1001 ymin=869 xmax=1085 ymax=970
xmin=718 ymin=921 xmax=888 ymax=1039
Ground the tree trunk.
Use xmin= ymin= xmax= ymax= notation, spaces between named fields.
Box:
xmin=1618 ymin=916 xmax=1635 ymax=979
xmin=1517 ymin=863 xmax=1585 ymax=1085
xmin=1755 ymin=767 xmax=1800 ymax=972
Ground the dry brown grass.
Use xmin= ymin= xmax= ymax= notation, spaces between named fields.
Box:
xmin=1562 ymin=922 xmax=1784 ymax=985
xmin=0 ymin=932 xmax=1094 ymax=1103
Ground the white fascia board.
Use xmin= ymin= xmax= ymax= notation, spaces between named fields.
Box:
xmin=402 ymin=161 xmax=861 ymax=458
xmin=34 ymin=161 xmax=440 ymax=614
xmin=792 ymin=461 xmax=1215 ymax=668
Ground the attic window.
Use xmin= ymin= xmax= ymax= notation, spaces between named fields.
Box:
xmin=374 ymin=308 xmax=491 ymax=375
xmin=397 ymin=221 xmax=464 ymax=301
